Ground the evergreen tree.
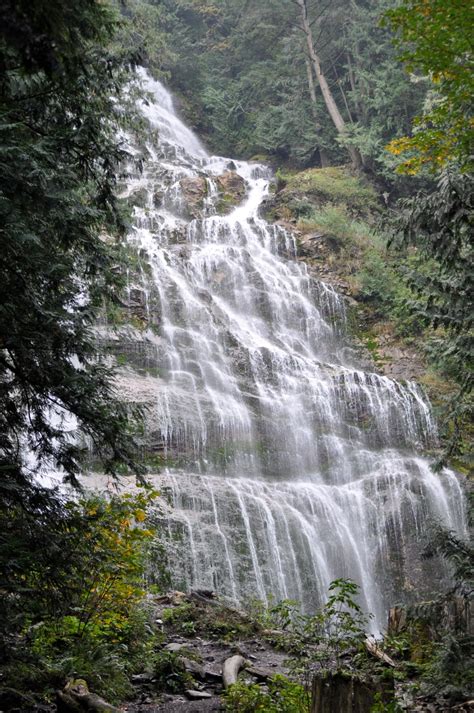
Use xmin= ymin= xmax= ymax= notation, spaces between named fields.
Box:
xmin=386 ymin=0 xmax=473 ymax=467
xmin=0 ymin=0 xmax=143 ymax=502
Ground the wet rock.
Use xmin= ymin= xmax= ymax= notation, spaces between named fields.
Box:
xmin=153 ymin=189 xmax=164 ymax=207
xmin=180 ymin=176 xmax=208 ymax=219
xmin=215 ymin=171 xmax=246 ymax=214
xmin=246 ymin=664 xmax=275 ymax=681
xmin=216 ymin=171 xmax=245 ymax=199
xmin=132 ymin=672 xmax=155 ymax=685
xmin=128 ymin=186 xmax=149 ymax=209
xmin=181 ymin=657 xmax=206 ymax=679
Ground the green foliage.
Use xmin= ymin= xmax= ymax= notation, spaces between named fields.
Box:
xmin=298 ymin=205 xmax=371 ymax=250
xmin=371 ymin=693 xmax=402 ymax=713
xmin=0 ymin=0 xmax=146 ymax=501
xmin=129 ymin=0 xmax=425 ymax=173
xmin=162 ymin=599 xmax=258 ymax=641
xmin=380 ymin=527 xmax=474 ymax=704
xmin=385 ymin=0 xmax=474 ymax=173
xmin=0 ymin=491 xmax=160 ymax=702
xmin=253 ymin=579 xmax=372 ymax=675
xmin=356 ymin=248 xmax=426 ymax=335
xmin=310 ymin=578 xmax=371 ymax=669
xmin=152 ymin=650 xmax=194 ymax=693
xmin=224 ymin=675 xmax=308 ymax=713
xmin=423 ymin=525 xmax=473 ymax=599
xmin=113 ymin=0 xmax=176 ymax=73
xmin=248 ymin=597 xmax=300 ymax=632
xmin=390 ymin=170 xmax=473 ymax=466
xmin=281 ymin=168 xmax=378 ymax=214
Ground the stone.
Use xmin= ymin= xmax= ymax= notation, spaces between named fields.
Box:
xmin=165 ymin=642 xmax=186 ymax=652
xmin=182 ymin=657 xmax=206 ymax=679
xmin=131 ymin=672 xmax=154 ymax=684
xmin=185 ymin=690 xmax=213 ymax=700
xmin=215 ymin=171 xmax=246 ymax=214
xmin=180 ymin=176 xmax=208 ymax=219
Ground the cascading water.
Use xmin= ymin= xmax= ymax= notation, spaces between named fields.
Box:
xmin=116 ymin=68 xmax=466 ymax=630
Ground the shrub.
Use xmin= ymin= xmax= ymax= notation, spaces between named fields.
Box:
xmin=224 ymin=676 xmax=308 ymax=713
xmin=0 ymin=490 xmax=160 ymax=703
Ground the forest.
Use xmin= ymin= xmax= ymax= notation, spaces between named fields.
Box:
xmin=0 ymin=0 xmax=472 ymax=711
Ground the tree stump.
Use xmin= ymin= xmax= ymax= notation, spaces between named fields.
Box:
xmin=311 ymin=673 xmax=393 ymax=713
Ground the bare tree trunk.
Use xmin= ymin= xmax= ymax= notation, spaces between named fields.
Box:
xmin=305 ymin=54 xmax=329 ymax=166
xmin=295 ymin=0 xmax=362 ymax=169
xmin=305 ymin=53 xmax=319 ymax=122
xmin=330 ymin=57 xmax=355 ymax=124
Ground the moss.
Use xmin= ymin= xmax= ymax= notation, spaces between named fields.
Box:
xmin=280 ymin=166 xmax=378 ymax=215
xmin=216 ymin=192 xmax=239 ymax=215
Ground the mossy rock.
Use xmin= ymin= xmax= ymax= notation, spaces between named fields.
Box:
xmin=215 ymin=171 xmax=246 ymax=215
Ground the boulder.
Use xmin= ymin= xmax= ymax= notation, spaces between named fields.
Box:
xmin=215 ymin=171 xmax=246 ymax=214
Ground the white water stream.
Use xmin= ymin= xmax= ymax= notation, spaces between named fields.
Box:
xmin=115 ymin=69 xmax=466 ymax=629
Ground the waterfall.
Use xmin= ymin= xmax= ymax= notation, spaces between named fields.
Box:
xmin=116 ymin=68 xmax=466 ymax=630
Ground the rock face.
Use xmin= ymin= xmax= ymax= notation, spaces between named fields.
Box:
xmin=215 ymin=170 xmax=246 ymax=214
xmin=178 ymin=171 xmax=246 ymax=219
xmin=180 ymin=176 xmax=208 ymax=219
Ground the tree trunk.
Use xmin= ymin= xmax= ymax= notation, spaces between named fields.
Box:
xmin=305 ymin=53 xmax=319 ymax=122
xmin=296 ymin=0 xmax=362 ymax=169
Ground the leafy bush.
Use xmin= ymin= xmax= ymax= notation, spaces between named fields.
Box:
xmin=297 ymin=205 xmax=373 ymax=251
xmin=153 ymin=650 xmax=194 ymax=693
xmin=224 ymin=675 xmax=308 ymax=713
xmin=0 ymin=490 xmax=160 ymax=703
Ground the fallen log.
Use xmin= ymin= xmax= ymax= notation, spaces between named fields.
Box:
xmin=56 ymin=679 xmax=120 ymax=713
xmin=222 ymin=655 xmax=247 ymax=689
xmin=364 ymin=637 xmax=397 ymax=668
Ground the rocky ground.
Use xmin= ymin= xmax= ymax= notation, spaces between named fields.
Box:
xmin=55 ymin=590 xmax=473 ymax=713
xmin=125 ymin=590 xmax=289 ymax=712
xmin=54 ymin=590 xmax=290 ymax=713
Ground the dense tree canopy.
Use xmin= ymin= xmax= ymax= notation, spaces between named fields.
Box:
xmin=120 ymin=0 xmax=425 ymax=175
xmin=385 ymin=0 xmax=473 ymax=466
xmin=0 ymin=0 xmax=142 ymax=499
